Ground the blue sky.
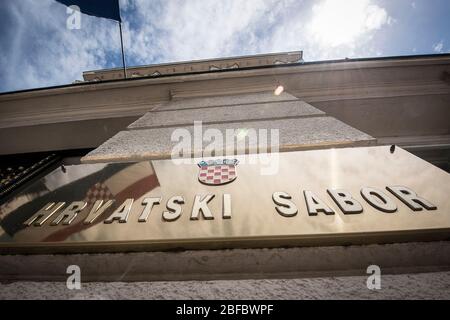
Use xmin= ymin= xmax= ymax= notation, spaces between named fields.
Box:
xmin=0 ymin=0 xmax=449 ymax=93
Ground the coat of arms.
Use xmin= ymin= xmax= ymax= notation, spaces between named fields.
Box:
xmin=197 ymin=159 xmax=239 ymax=186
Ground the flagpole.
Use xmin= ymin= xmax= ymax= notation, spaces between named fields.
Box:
xmin=119 ymin=22 xmax=127 ymax=79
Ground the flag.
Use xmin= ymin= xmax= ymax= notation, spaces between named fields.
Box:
xmin=56 ymin=0 xmax=122 ymax=22
xmin=55 ymin=0 xmax=127 ymax=78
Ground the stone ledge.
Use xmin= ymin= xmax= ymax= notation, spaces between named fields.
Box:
xmin=0 ymin=242 xmax=449 ymax=283
xmin=152 ymin=92 xmax=299 ymax=111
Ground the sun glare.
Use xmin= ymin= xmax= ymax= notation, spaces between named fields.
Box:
xmin=274 ymin=85 xmax=284 ymax=96
xmin=308 ymin=0 xmax=388 ymax=48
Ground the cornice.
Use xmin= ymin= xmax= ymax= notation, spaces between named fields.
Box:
xmin=1 ymin=55 xmax=449 ymax=102
xmin=0 ymin=55 xmax=449 ymax=130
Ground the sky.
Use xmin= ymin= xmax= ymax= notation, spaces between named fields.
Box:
xmin=0 ymin=0 xmax=449 ymax=93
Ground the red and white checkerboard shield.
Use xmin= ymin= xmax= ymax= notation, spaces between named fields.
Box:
xmin=198 ymin=160 xmax=238 ymax=185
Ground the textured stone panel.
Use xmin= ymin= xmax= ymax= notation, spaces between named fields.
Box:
xmin=128 ymin=101 xmax=325 ymax=129
xmin=82 ymin=117 xmax=375 ymax=163
xmin=1 ymin=272 xmax=449 ymax=299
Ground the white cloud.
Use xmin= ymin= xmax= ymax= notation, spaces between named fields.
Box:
xmin=122 ymin=0 xmax=289 ymax=64
xmin=308 ymin=0 xmax=390 ymax=47
xmin=123 ymin=0 xmax=392 ymax=64
xmin=0 ymin=0 xmax=119 ymax=92
xmin=433 ymin=40 xmax=444 ymax=53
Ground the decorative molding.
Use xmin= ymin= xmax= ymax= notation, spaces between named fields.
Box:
xmin=291 ymin=81 xmax=450 ymax=103
xmin=0 ymin=80 xmax=448 ymax=129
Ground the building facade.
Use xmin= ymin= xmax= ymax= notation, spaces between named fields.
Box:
xmin=0 ymin=52 xmax=449 ymax=299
